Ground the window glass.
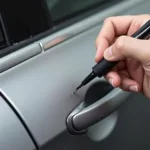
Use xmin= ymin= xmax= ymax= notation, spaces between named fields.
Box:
xmin=46 ymin=0 xmax=123 ymax=22
xmin=0 ymin=0 xmax=52 ymax=44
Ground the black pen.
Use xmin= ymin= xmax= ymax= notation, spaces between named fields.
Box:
xmin=73 ymin=20 xmax=150 ymax=94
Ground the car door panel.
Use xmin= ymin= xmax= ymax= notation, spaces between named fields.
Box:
xmin=0 ymin=25 xmax=103 ymax=146
xmin=0 ymin=95 xmax=36 ymax=150
xmin=0 ymin=0 xmax=149 ymax=149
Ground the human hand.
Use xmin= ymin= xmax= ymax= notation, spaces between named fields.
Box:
xmin=95 ymin=15 xmax=150 ymax=98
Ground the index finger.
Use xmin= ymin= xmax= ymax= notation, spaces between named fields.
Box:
xmin=95 ymin=15 xmax=134 ymax=62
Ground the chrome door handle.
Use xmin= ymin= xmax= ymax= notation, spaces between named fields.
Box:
xmin=66 ymin=85 xmax=131 ymax=135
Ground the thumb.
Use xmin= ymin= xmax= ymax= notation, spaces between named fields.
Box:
xmin=104 ymin=36 xmax=150 ymax=63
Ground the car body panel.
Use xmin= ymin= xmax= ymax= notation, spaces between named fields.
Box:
xmin=0 ymin=96 xmax=36 ymax=150
xmin=0 ymin=0 xmax=149 ymax=149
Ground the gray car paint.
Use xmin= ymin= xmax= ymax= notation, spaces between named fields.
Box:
xmin=0 ymin=43 xmax=42 ymax=73
xmin=0 ymin=96 xmax=36 ymax=150
xmin=0 ymin=0 xmax=149 ymax=149
xmin=0 ymin=24 xmax=105 ymax=146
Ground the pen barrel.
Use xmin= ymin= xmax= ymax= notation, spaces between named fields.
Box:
xmin=132 ymin=20 xmax=150 ymax=39
xmin=92 ymin=58 xmax=118 ymax=77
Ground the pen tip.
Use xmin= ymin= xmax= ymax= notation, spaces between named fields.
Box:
xmin=72 ymin=91 xmax=76 ymax=95
xmin=72 ymin=84 xmax=83 ymax=95
xmin=72 ymin=89 xmax=77 ymax=95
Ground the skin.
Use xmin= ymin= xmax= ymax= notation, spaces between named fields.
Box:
xmin=95 ymin=15 xmax=150 ymax=99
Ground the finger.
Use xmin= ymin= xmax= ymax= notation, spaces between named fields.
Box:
xmin=119 ymin=75 xmax=141 ymax=92
xmin=127 ymin=14 xmax=150 ymax=35
xmin=126 ymin=59 xmax=144 ymax=86
xmin=96 ymin=14 xmax=150 ymax=62
xmin=105 ymin=71 xmax=121 ymax=87
xmin=104 ymin=36 xmax=150 ymax=64
xmin=95 ymin=15 xmax=135 ymax=62
xmin=95 ymin=37 xmax=109 ymax=62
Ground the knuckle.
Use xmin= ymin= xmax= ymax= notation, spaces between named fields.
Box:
xmin=104 ymin=16 xmax=119 ymax=24
xmin=104 ymin=17 xmax=112 ymax=24
xmin=115 ymin=36 xmax=126 ymax=51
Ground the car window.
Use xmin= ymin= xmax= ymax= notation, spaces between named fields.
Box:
xmin=46 ymin=0 xmax=124 ymax=23
xmin=0 ymin=0 xmax=124 ymax=57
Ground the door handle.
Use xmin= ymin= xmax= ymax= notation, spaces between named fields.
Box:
xmin=66 ymin=83 xmax=131 ymax=135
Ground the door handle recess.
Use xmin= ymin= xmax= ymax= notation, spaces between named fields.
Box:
xmin=66 ymin=87 xmax=131 ymax=135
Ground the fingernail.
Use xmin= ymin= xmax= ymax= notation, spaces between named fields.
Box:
xmin=108 ymin=78 xmax=115 ymax=87
xmin=129 ymin=85 xmax=138 ymax=92
xmin=104 ymin=46 xmax=113 ymax=59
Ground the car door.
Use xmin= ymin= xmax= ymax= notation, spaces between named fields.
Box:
xmin=0 ymin=0 xmax=150 ymax=150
